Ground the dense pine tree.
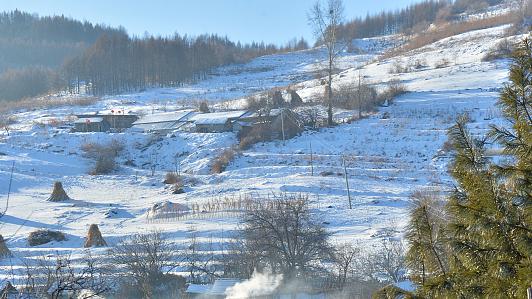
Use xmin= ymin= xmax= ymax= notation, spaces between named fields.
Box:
xmin=406 ymin=37 xmax=532 ymax=298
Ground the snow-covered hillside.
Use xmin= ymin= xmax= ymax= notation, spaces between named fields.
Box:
xmin=0 ymin=14 xmax=526 ymax=283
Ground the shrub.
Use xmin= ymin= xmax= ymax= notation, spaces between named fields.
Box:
xmin=434 ymin=58 xmax=450 ymax=69
xmin=482 ymin=39 xmax=514 ymax=61
xmin=211 ymin=148 xmax=237 ymax=174
xmin=28 ymin=229 xmax=66 ymax=246
xmin=411 ymin=58 xmax=428 ymax=69
xmin=334 ymin=82 xmax=379 ymax=112
xmin=81 ymin=139 xmax=124 ymax=175
xmin=379 ymin=80 xmax=408 ymax=104
xmin=389 ymin=61 xmax=411 ymax=74
xmin=198 ymin=101 xmax=209 ymax=113
xmin=163 ymin=172 xmax=180 ymax=184
xmin=239 ymin=124 xmax=272 ymax=150
xmin=91 ymin=155 xmax=116 ymax=175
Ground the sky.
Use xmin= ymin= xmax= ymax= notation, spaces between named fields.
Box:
xmin=1 ymin=0 xmax=423 ymax=45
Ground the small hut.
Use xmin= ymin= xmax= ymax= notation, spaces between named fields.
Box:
xmin=0 ymin=234 xmax=12 ymax=258
xmin=84 ymin=224 xmax=107 ymax=248
xmin=73 ymin=117 xmax=111 ymax=133
xmin=47 ymin=181 xmax=71 ymax=202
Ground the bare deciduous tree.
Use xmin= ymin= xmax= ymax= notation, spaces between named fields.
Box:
xmin=308 ymin=0 xmax=345 ymax=126
xmin=239 ymin=194 xmax=332 ymax=278
xmin=19 ymin=252 xmax=109 ymax=299
xmin=108 ymin=232 xmax=183 ymax=298
xmin=332 ymin=242 xmax=360 ymax=287
xmin=363 ymin=238 xmax=406 ymax=283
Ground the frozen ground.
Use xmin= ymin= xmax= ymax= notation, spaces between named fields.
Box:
xmin=0 ymin=20 xmax=523 ymax=282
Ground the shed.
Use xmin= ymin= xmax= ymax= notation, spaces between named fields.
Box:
xmin=132 ymin=110 xmax=195 ymax=133
xmin=185 ymin=279 xmax=241 ymax=298
xmin=190 ymin=110 xmax=249 ymax=133
xmin=76 ymin=113 xmax=138 ymax=130
xmin=73 ymin=117 xmax=110 ymax=132
xmin=236 ymin=108 xmax=303 ymax=140
xmin=209 ymin=279 xmax=242 ymax=298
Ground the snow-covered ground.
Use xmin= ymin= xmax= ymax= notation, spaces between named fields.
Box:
xmin=0 ymin=18 xmax=524 ymax=282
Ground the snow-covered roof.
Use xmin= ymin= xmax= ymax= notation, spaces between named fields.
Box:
xmin=190 ymin=110 xmax=248 ymax=125
xmin=186 ymin=284 xmax=212 ymax=294
xmin=133 ymin=110 xmax=194 ymax=125
xmin=246 ymin=108 xmax=287 ymax=118
xmin=208 ymin=279 xmax=242 ymax=295
xmin=74 ymin=117 xmax=104 ymax=124
xmin=132 ymin=121 xmax=185 ymax=132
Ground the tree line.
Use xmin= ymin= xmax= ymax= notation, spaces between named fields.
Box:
xmin=334 ymin=0 xmax=506 ymax=42
xmin=63 ymin=33 xmax=308 ymax=96
xmin=0 ymin=10 xmax=308 ymax=101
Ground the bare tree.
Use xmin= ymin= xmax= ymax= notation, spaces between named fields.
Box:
xmin=19 ymin=252 xmax=109 ymax=299
xmin=239 ymin=194 xmax=332 ymax=278
xmin=332 ymin=242 xmax=360 ymax=287
xmin=363 ymin=238 xmax=406 ymax=283
xmin=308 ymin=0 xmax=345 ymax=126
xmin=183 ymin=231 xmax=220 ymax=283
xmin=108 ymin=232 xmax=184 ymax=298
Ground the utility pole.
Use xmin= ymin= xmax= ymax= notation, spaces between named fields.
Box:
xmin=281 ymin=109 xmax=286 ymax=142
xmin=310 ymin=141 xmax=314 ymax=176
xmin=357 ymin=71 xmax=362 ymax=119
xmin=343 ymin=157 xmax=352 ymax=209
xmin=0 ymin=162 xmax=15 ymax=218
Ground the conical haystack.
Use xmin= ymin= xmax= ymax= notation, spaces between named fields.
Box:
xmin=84 ymin=224 xmax=107 ymax=248
xmin=0 ymin=235 xmax=12 ymax=258
xmin=47 ymin=181 xmax=71 ymax=202
xmin=1 ymin=281 xmax=17 ymax=296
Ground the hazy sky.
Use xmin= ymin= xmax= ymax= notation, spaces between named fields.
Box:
xmin=1 ymin=0 xmax=423 ymax=44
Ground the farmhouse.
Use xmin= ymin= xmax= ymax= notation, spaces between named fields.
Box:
xmin=76 ymin=111 xmax=139 ymax=131
xmin=73 ymin=117 xmax=110 ymax=132
xmin=237 ymin=108 xmax=303 ymax=140
xmin=132 ymin=110 xmax=195 ymax=133
xmin=190 ymin=110 xmax=250 ymax=133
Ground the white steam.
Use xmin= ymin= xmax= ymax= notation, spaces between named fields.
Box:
xmin=225 ymin=270 xmax=283 ymax=299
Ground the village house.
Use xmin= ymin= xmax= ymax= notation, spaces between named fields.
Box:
xmin=132 ymin=110 xmax=195 ymax=133
xmin=236 ymin=108 xmax=303 ymax=140
xmin=190 ymin=110 xmax=251 ymax=133
xmin=75 ymin=111 xmax=139 ymax=132
xmin=73 ymin=117 xmax=110 ymax=133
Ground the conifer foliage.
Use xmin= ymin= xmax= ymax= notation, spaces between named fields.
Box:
xmin=406 ymin=37 xmax=532 ymax=298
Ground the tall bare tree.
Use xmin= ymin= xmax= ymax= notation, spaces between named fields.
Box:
xmin=239 ymin=194 xmax=332 ymax=278
xmin=308 ymin=0 xmax=345 ymax=126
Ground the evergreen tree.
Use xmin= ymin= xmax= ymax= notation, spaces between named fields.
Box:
xmin=405 ymin=192 xmax=449 ymax=297
xmin=406 ymin=37 xmax=532 ymax=298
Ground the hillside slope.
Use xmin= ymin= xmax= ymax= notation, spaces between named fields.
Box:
xmin=0 ymin=17 xmax=527 ymax=282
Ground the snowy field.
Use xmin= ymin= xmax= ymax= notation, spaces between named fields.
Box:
xmin=0 ymin=21 xmax=523 ymax=281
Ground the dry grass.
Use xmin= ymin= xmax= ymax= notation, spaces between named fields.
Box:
xmin=0 ymin=95 xmax=99 ymax=114
xmin=211 ymin=148 xmax=238 ymax=174
xmin=28 ymin=229 xmax=66 ymax=246
xmin=379 ymin=79 xmax=408 ymax=104
xmin=384 ymin=12 xmax=518 ymax=58
xmin=482 ymin=38 xmax=515 ymax=61
xmin=81 ymin=139 xmax=125 ymax=175
xmin=163 ymin=172 xmax=181 ymax=184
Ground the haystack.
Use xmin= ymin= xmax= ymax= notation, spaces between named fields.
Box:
xmin=1 ymin=281 xmax=18 ymax=298
xmin=84 ymin=224 xmax=107 ymax=248
xmin=47 ymin=181 xmax=71 ymax=202
xmin=0 ymin=234 xmax=12 ymax=258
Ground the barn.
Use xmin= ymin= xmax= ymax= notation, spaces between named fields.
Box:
xmin=73 ymin=117 xmax=110 ymax=132
xmin=190 ymin=110 xmax=250 ymax=133
xmin=132 ymin=110 xmax=195 ymax=133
